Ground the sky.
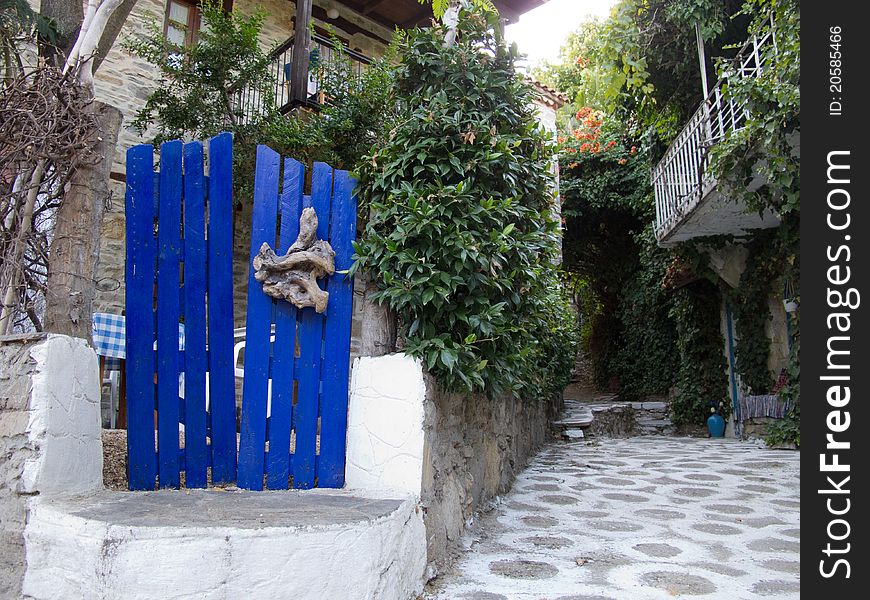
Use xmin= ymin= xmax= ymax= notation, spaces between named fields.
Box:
xmin=505 ymin=0 xmax=619 ymax=69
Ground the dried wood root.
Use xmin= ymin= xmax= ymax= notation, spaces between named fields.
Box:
xmin=252 ymin=207 xmax=335 ymax=313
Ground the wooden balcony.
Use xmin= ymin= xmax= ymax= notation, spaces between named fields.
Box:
xmin=230 ymin=0 xmax=551 ymax=125
xmin=652 ymin=18 xmax=781 ymax=247
xmin=233 ymin=32 xmax=373 ymax=123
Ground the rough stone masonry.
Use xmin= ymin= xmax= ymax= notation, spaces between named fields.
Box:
xmin=0 ymin=335 xmax=40 ymax=600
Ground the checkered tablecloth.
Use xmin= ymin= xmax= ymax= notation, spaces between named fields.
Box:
xmin=92 ymin=313 xmax=185 ymax=368
xmin=92 ymin=313 xmax=127 ymax=359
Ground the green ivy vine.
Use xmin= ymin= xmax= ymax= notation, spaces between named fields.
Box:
xmin=669 ymin=279 xmax=730 ymax=425
xmin=688 ymin=0 xmax=799 ymax=442
xmin=727 ymin=236 xmax=777 ymax=394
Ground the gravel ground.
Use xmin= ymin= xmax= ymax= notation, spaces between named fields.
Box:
xmin=424 ymin=437 xmax=800 ymax=600
xmin=101 ymin=429 xmax=128 ymax=491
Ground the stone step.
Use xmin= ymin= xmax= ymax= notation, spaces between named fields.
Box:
xmin=554 ymin=404 xmax=594 ymax=429
xmin=562 ymin=428 xmax=585 ymax=441
xmin=554 ymin=418 xmax=593 ymax=428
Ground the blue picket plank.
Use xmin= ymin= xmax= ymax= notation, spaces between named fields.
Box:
xmin=125 ymin=144 xmax=158 ymax=491
xmin=316 ymin=169 xmax=357 ymax=487
xmin=292 ymin=162 xmax=333 ymax=489
xmin=207 ymin=132 xmax=237 ymax=485
xmin=156 ymin=140 xmax=183 ymax=489
xmin=265 ymin=158 xmax=303 ymax=489
xmin=238 ymin=145 xmax=281 ymax=490
xmin=182 ymin=141 xmax=208 ymax=488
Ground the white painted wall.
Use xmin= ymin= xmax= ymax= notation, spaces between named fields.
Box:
xmin=344 ymin=354 xmax=427 ymax=497
xmin=22 ymin=335 xmax=103 ymax=496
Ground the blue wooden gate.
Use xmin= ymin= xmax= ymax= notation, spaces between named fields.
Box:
xmin=125 ymin=133 xmax=237 ymax=490
xmin=236 ymin=146 xmax=357 ymax=490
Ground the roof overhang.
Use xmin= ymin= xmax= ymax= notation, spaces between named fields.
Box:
xmin=331 ymin=0 xmax=550 ymax=31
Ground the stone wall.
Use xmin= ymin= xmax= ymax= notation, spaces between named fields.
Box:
xmin=0 ymin=336 xmax=40 ymax=600
xmin=344 ymin=354 xmax=562 ymax=577
xmin=421 ymin=375 xmax=561 ymax=573
xmin=585 ymin=401 xmax=675 ymax=438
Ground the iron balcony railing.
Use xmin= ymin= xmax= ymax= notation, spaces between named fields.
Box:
xmin=652 ymin=17 xmax=777 ymax=240
xmin=233 ymin=33 xmax=373 ymax=124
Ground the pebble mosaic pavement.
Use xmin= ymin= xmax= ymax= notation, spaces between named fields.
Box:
xmin=425 ymin=437 xmax=800 ymax=599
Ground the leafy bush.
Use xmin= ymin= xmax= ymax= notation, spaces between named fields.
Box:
xmin=312 ymin=39 xmax=397 ymax=168
xmin=126 ymin=1 xmax=274 ymax=141
xmin=535 ymin=0 xmax=746 ymax=144
xmin=765 ymin=405 xmax=799 ymax=448
xmin=354 ymin=8 xmax=577 ymax=398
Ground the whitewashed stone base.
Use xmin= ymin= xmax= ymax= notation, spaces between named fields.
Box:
xmin=5 ymin=340 xmax=427 ymax=600
xmin=23 ymin=335 xmax=103 ymax=496
xmin=23 ymin=493 xmax=425 ymax=600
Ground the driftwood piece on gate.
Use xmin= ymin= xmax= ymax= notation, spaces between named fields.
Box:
xmin=252 ymin=207 xmax=335 ymax=313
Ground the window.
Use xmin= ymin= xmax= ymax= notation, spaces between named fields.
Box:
xmin=164 ymin=0 xmax=202 ymax=48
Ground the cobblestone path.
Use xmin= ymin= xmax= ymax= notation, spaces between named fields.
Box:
xmin=425 ymin=437 xmax=800 ymax=599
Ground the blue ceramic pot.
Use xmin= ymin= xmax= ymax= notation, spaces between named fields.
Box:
xmin=707 ymin=413 xmax=725 ymax=438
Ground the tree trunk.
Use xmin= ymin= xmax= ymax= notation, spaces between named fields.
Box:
xmin=43 ymin=100 xmax=122 ymax=341
xmin=92 ymin=0 xmax=139 ymax=73
xmin=38 ymin=0 xmax=85 ymax=65
xmin=359 ymin=273 xmax=397 ymax=357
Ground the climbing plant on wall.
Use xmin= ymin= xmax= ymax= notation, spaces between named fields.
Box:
xmin=709 ymin=0 xmax=800 ymax=217
xmin=354 ymin=7 xmax=577 ymax=398
xmin=669 ymin=279 xmax=730 ymax=425
xmin=708 ymin=0 xmax=800 ymax=444
xmin=557 ymin=107 xmax=677 ymax=396
xmin=611 ymin=227 xmax=679 ymax=400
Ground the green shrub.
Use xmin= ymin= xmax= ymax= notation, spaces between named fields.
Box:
xmin=127 ymin=1 xmax=395 ymax=196
xmin=353 ymin=8 xmax=577 ymax=398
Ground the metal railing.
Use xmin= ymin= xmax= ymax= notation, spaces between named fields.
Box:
xmin=233 ymin=33 xmax=373 ymax=124
xmin=652 ymin=17 xmax=776 ymax=240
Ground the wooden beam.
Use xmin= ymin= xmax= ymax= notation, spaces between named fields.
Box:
xmin=360 ymin=0 xmax=388 ymax=15
xmin=307 ymin=6 xmax=392 ymax=44
xmin=291 ymin=0 xmax=313 ymax=103
xmin=401 ymin=6 xmax=432 ymax=29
